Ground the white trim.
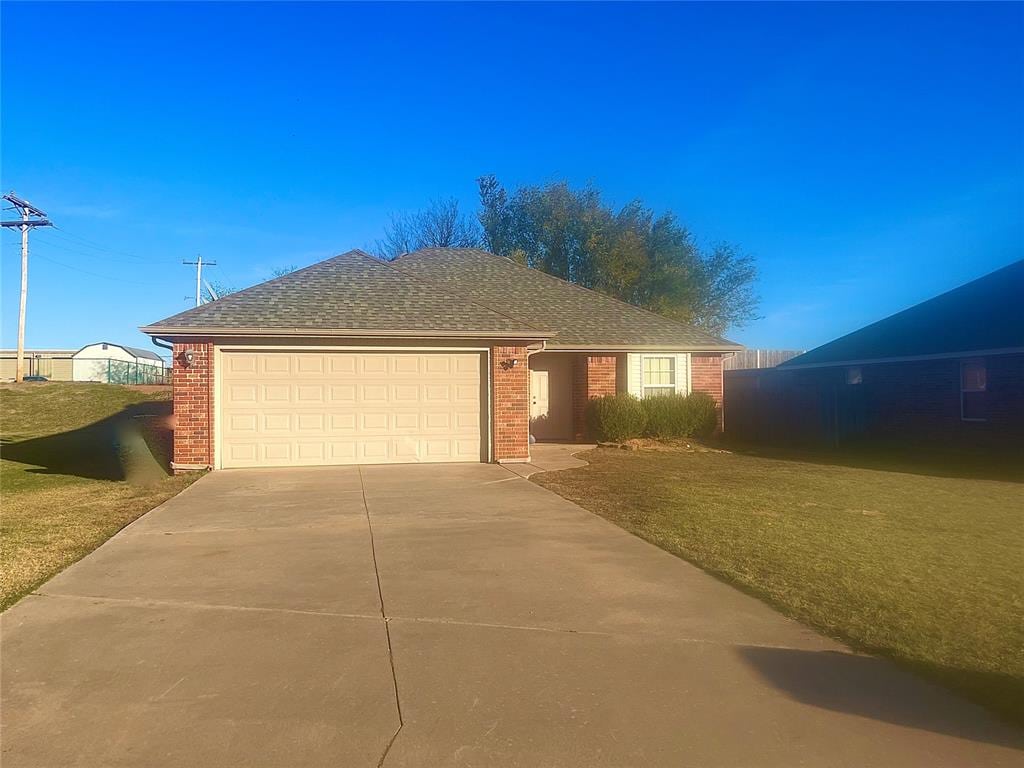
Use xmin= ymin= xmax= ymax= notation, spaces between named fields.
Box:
xmin=780 ymin=347 xmax=1024 ymax=371
xmin=485 ymin=347 xmax=494 ymax=463
xmin=213 ymin=346 xmax=224 ymax=470
xmin=685 ymin=352 xmax=693 ymax=394
xmin=216 ymin=344 xmax=490 ymax=352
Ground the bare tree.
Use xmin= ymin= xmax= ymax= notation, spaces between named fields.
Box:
xmin=374 ymin=197 xmax=482 ymax=259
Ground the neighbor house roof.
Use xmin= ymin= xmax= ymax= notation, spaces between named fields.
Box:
xmin=122 ymin=346 xmax=165 ymax=362
xmin=394 ymin=248 xmax=740 ymax=350
xmin=141 ymin=250 xmax=549 ymax=339
xmin=780 ymin=259 xmax=1024 ymax=369
xmin=72 ymin=342 xmax=164 ymax=361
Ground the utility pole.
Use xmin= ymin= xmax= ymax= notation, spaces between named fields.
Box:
xmin=1 ymin=192 xmax=52 ymax=383
xmin=183 ymin=254 xmax=216 ymax=307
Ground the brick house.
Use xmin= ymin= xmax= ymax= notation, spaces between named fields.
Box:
xmin=141 ymin=248 xmax=740 ymax=472
xmin=724 ymin=260 xmax=1024 ymax=449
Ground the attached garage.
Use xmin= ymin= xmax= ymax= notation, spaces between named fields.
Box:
xmin=218 ymin=350 xmax=486 ymax=468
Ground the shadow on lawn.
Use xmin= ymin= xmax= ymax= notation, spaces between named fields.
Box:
xmin=738 ymin=646 xmax=1024 ymax=747
xmin=719 ymin=438 xmax=1024 ymax=484
xmin=1 ymin=402 xmax=173 ymax=483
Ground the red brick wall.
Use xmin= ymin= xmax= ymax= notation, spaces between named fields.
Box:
xmin=492 ymin=345 xmax=530 ymax=461
xmin=171 ymin=341 xmax=214 ymax=471
xmin=572 ymin=355 xmax=618 ymax=440
xmin=691 ymin=353 xmax=724 ymax=429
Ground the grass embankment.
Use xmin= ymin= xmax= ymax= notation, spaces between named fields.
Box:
xmin=1 ymin=383 xmax=197 ymax=610
xmin=533 ymin=445 xmax=1024 ymax=724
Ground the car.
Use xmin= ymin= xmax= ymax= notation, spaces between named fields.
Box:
xmin=22 ymin=375 xmax=49 ymax=382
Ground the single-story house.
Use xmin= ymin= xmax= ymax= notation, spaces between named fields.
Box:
xmin=724 ymin=259 xmax=1024 ymax=448
xmin=0 ymin=349 xmax=77 ymax=380
xmin=141 ymin=248 xmax=740 ymax=471
xmin=72 ymin=342 xmax=167 ymax=384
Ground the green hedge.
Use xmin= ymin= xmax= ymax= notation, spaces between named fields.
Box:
xmin=585 ymin=393 xmax=647 ymax=442
xmin=586 ymin=391 xmax=718 ymax=441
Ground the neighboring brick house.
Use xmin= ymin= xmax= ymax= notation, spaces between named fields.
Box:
xmin=141 ymin=248 xmax=739 ymax=472
xmin=724 ymin=260 xmax=1024 ymax=450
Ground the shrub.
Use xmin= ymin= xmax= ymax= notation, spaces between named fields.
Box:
xmin=586 ymin=393 xmax=647 ymax=442
xmin=681 ymin=391 xmax=719 ymax=438
xmin=640 ymin=391 xmax=720 ymax=439
xmin=641 ymin=392 xmax=689 ymax=438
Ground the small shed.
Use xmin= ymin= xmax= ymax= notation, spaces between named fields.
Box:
xmin=72 ymin=343 xmax=167 ymax=384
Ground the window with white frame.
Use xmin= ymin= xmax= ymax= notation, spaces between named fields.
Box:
xmin=642 ymin=356 xmax=675 ymax=397
xmin=960 ymin=359 xmax=986 ymax=421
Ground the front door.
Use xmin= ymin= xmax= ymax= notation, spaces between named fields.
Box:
xmin=530 ymin=369 xmax=550 ymax=433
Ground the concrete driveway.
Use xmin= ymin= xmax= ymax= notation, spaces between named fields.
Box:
xmin=3 ymin=463 xmax=1020 ymax=767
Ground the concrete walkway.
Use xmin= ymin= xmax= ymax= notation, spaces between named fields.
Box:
xmin=2 ymin=464 xmax=1020 ymax=767
xmin=501 ymin=441 xmax=595 ymax=478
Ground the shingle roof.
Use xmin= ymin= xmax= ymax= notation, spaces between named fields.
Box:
xmin=780 ymin=259 xmax=1024 ymax=368
xmin=141 ymin=250 xmax=548 ymax=338
xmin=394 ymin=248 xmax=740 ymax=349
xmin=122 ymin=346 xmax=164 ymax=362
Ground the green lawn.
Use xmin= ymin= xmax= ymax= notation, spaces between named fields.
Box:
xmin=533 ymin=445 xmax=1024 ymax=725
xmin=1 ymin=383 xmax=197 ymax=611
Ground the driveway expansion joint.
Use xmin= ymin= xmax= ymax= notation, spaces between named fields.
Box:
xmin=358 ymin=465 xmax=405 ymax=768
xmin=27 ymin=591 xmax=384 ymax=622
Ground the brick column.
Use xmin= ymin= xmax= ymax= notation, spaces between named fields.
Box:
xmin=572 ymin=355 xmax=617 ymax=440
xmin=491 ymin=345 xmax=530 ymax=462
xmin=171 ymin=341 xmax=215 ymax=472
xmin=691 ymin=353 xmax=724 ymax=431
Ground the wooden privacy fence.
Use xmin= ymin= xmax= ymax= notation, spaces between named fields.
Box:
xmin=723 ymin=349 xmax=804 ymax=370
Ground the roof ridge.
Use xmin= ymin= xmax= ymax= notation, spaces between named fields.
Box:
xmin=159 ymin=249 xmax=366 ymax=318
xmin=405 ymin=247 xmax=736 ymax=346
xmin=379 ymin=252 xmax=551 ymax=335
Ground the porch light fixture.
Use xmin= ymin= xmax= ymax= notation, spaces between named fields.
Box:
xmin=182 ymin=349 xmax=196 ymax=368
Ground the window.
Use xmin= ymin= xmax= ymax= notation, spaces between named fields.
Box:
xmin=101 ymin=343 xmax=108 ymax=351
xmin=846 ymin=366 xmax=862 ymax=385
xmin=961 ymin=359 xmax=986 ymax=421
xmin=643 ymin=356 xmax=675 ymax=397
xmin=961 ymin=359 xmax=987 ymax=421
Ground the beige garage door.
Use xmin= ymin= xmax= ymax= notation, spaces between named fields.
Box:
xmin=219 ymin=351 xmax=484 ymax=468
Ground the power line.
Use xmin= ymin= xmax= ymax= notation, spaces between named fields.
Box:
xmin=50 ymin=225 xmax=160 ymax=262
xmin=34 ymin=252 xmax=162 ymax=287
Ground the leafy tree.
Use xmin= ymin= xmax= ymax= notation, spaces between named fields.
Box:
xmin=476 ymin=175 xmax=758 ymax=334
xmin=374 ymin=197 xmax=481 ymax=260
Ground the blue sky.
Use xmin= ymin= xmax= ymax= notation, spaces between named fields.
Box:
xmin=2 ymin=2 xmax=1021 ymax=355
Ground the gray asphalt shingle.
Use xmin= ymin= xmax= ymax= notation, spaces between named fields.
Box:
xmin=142 ymin=250 xmax=546 ymax=337
xmin=143 ymin=247 xmax=740 ymax=349
xmin=395 ymin=248 xmax=739 ymax=349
